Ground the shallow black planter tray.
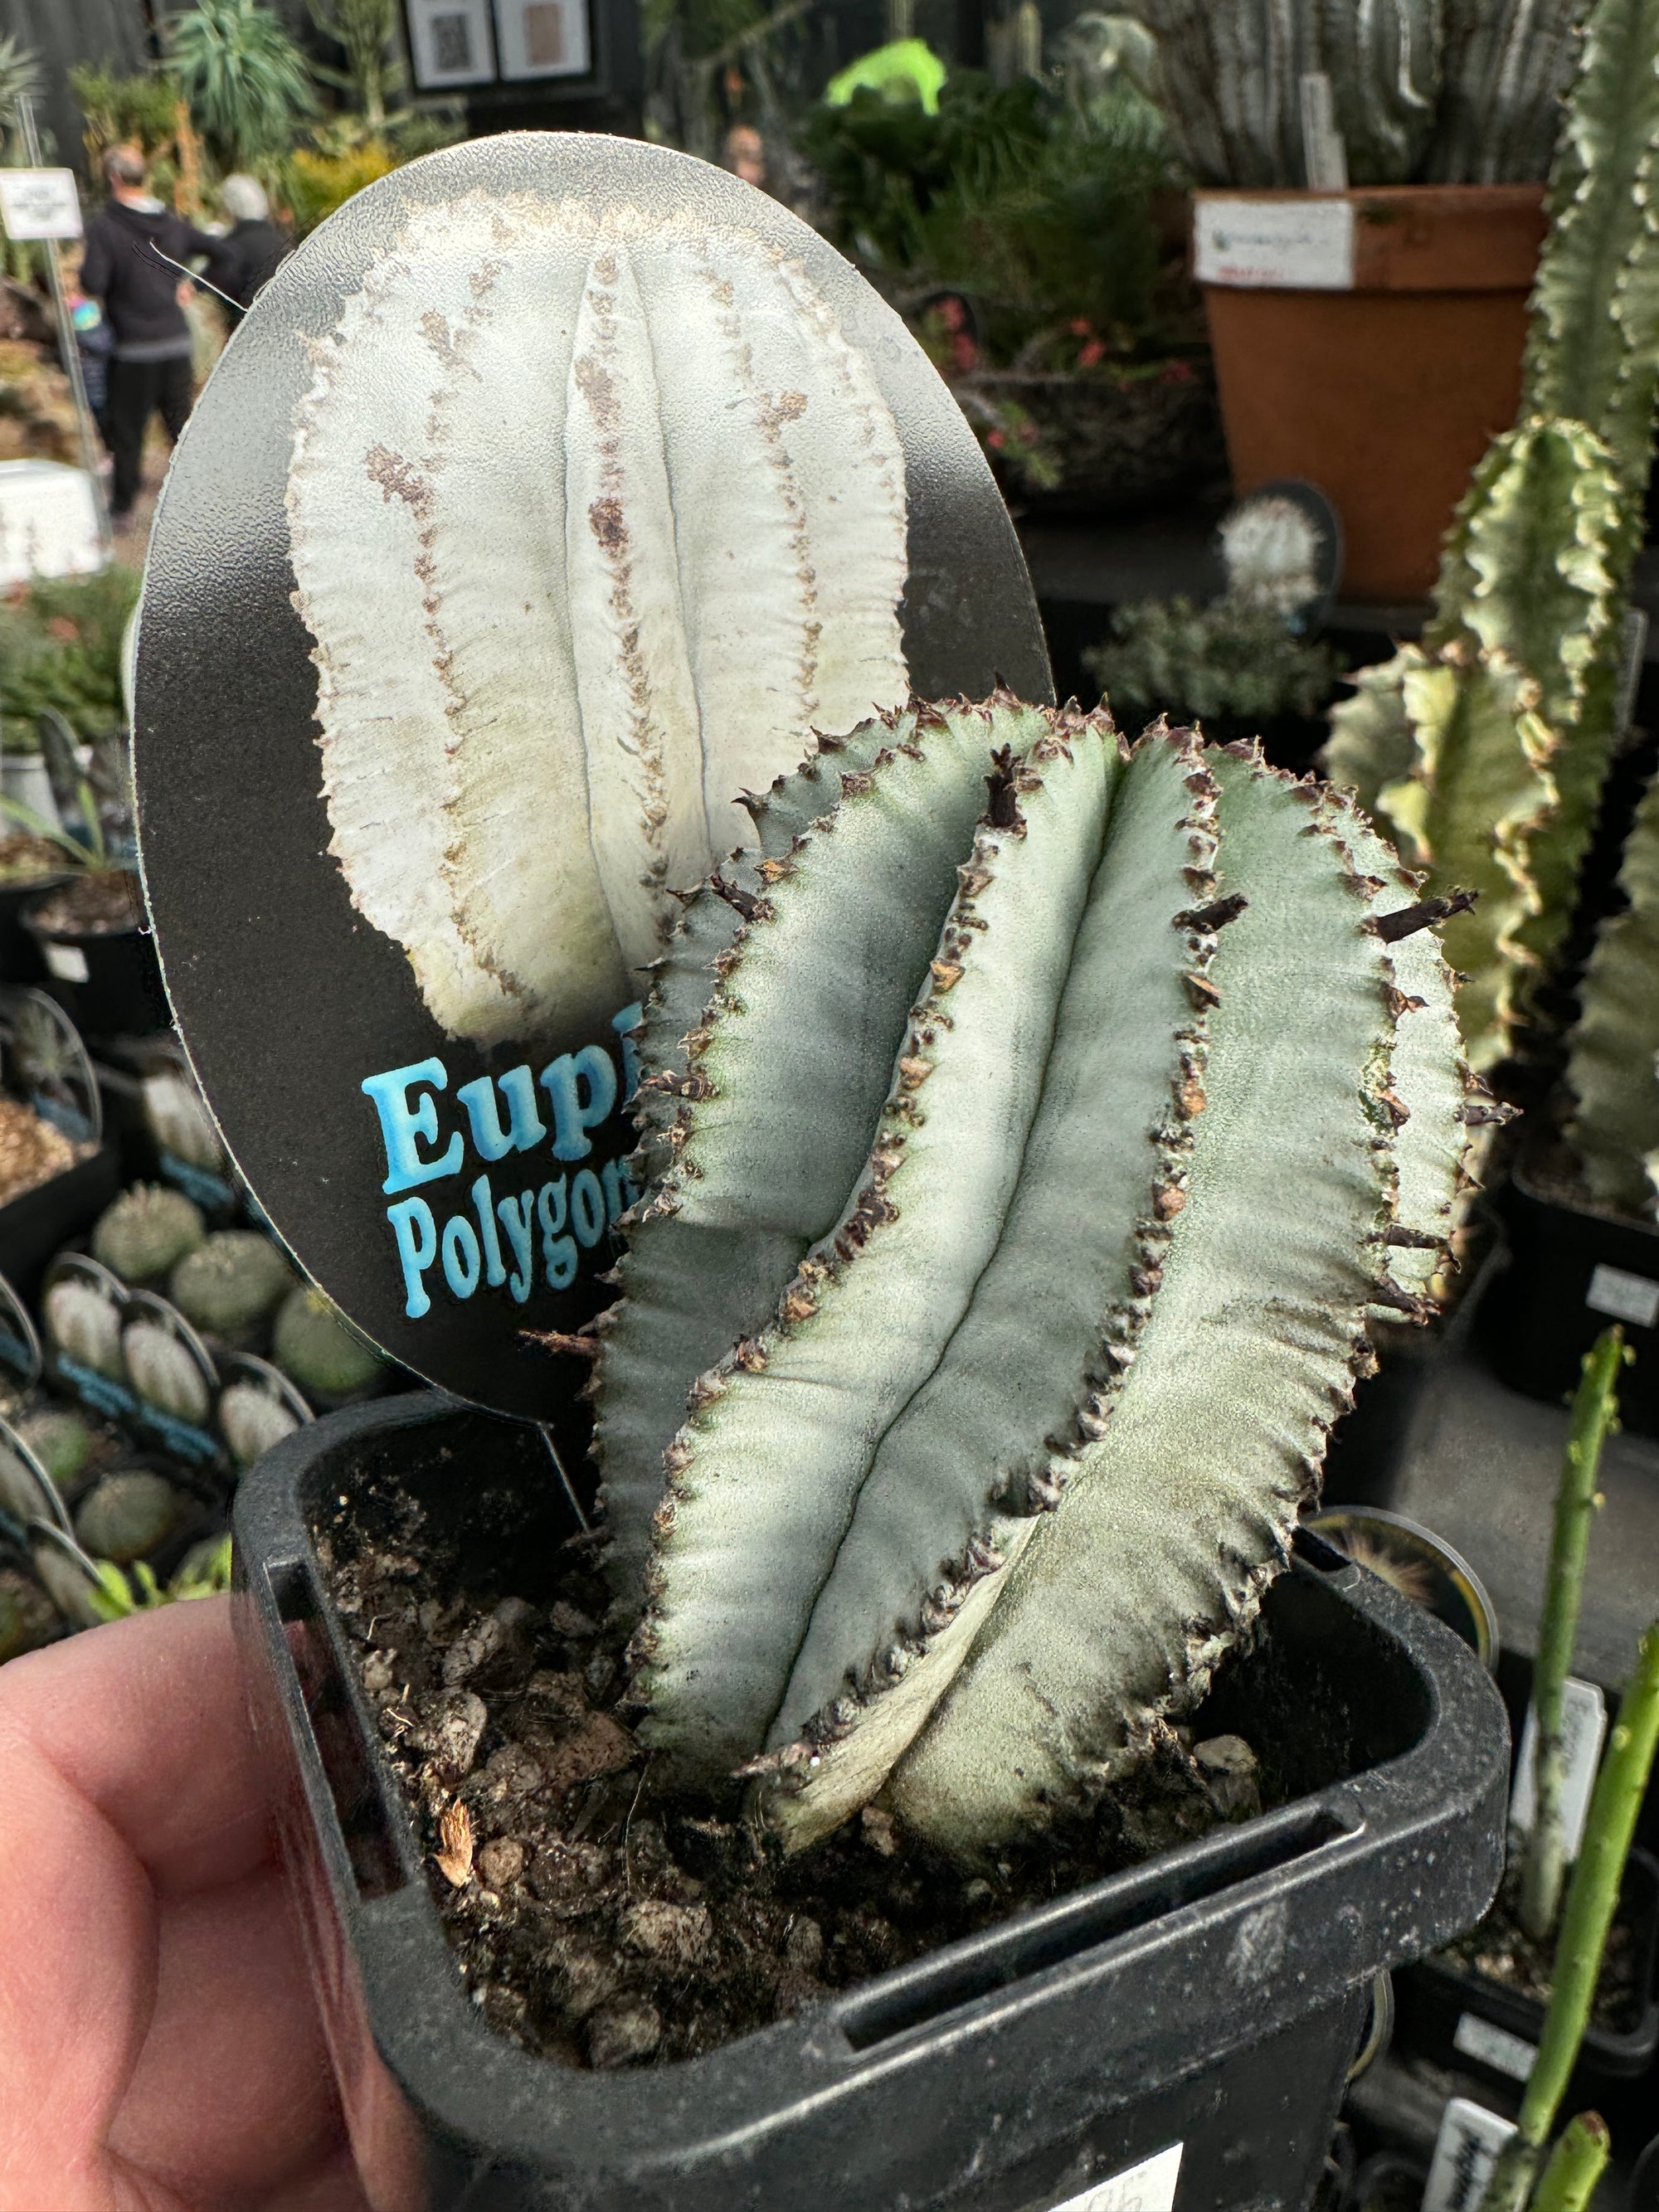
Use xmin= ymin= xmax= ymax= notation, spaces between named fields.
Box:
xmin=0 ymin=1145 xmax=120 ymax=1301
xmin=1392 ymin=1847 xmax=1659 ymax=2104
xmin=233 ymin=1395 xmax=1508 ymax=2212
xmin=1479 ymin=1165 xmax=1659 ymax=1438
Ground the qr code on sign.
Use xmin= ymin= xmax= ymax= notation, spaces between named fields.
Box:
xmin=431 ymin=12 xmax=473 ymax=69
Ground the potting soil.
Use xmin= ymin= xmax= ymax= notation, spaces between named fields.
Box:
xmin=0 ymin=1097 xmax=85 ymax=1208
xmin=319 ymin=1469 xmax=1290 ymax=2073
xmin=1440 ymin=1864 xmax=1642 ymax=2033
xmin=29 ymin=869 xmax=144 ymax=936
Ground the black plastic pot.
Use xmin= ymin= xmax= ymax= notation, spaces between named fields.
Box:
xmin=0 ymin=1145 xmax=119 ymax=1300
xmin=1478 ymin=1165 xmax=1659 ymax=1437
xmin=233 ymin=1395 xmax=1509 ymax=2212
xmin=1391 ymin=1847 xmax=1659 ymax=2104
xmin=22 ymin=906 xmax=170 ymax=1043
xmin=0 ymin=872 xmax=71 ymax=984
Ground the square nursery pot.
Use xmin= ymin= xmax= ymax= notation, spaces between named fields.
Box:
xmin=0 ymin=1143 xmax=119 ymax=1300
xmin=233 ymin=1393 xmax=1509 ymax=2212
xmin=1477 ymin=1164 xmax=1659 ymax=1439
xmin=1391 ymin=1847 xmax=1659 ymax=2107
xmin=22 ymin=902 xmax=170 ymax=1044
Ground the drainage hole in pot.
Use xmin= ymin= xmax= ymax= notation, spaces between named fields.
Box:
xmin=837 ymin=1802 xmax=1354 ymax=2050
xmin=274 ymin=1559 xmax=406 ymax=1901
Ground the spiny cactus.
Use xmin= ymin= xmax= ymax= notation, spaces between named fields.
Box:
xmin=91 ymin=1183 xmax=207 ymax=1286
xmin=220 ymin=1379 xmax=303 ymax=1469
xmin=289 ymin=192 xmax=908 ymax=1051
xmin=273 ymin=1285 xmax=383 ymax=1403
xmin=1126 ymin=0 xmax=1571 ymax=186
xmin=46 ymin=1278 xmax=124 ymax=1382
xmin=580 ymin=695 xmax=1472 ymax=1858
xmin=74 ymin=1471 xmax=185 ymax=1564
xmin=1324 ymin=0 xmax=1659 ymax=1072
xmin=122 ymin=1321 xmax=212 ymax=1427
xmin=168 ymin=1230 xmax=294 ymax=1341
xmin=14 ymin=1407 xmax=94 ymax=1492
xmin=1566 ymin=771 xmax=1659 ymax=1215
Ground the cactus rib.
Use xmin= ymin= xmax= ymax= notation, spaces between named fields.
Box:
xmin=885 ymin=756 xmax=1429 ymax=1851
xmin=594 ymin=700 xmax=1051 ymax=1609
xmin=630 ymin=712 xmax=1125 ymax=1782
xmin=1568 ymin=771 xmax=1659 ymax=1214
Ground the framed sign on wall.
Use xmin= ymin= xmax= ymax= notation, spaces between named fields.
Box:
xmin=405 ymin=0 xmax=593 ymax=89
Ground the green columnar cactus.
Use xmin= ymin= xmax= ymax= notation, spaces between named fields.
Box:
xmin=168 ymin=1231 xmax=294 ymax=1340
xmin=585 ymin=696 xmax=1472 ymax=1858
xmin=273 ymin=1285 xmax=383 ymax=1401
xmin=1566 ymin=771 xmax=1659 ymax=1215
xmin=1529 ymin=2115 xmax=1612 ymax=2212
xmin=90 ymin=1184 xmax=207 ymax=1286
xmin=1428 ymin=0 xmax=1582 ymax=184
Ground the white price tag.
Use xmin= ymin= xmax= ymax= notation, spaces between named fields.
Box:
xmin=0 ymin=169 xmax=83 ymax=242
xmin=1511 ymin=1678 xmax=1607 ymax=1860
xmin=1194 ymin=197 xmax=1355 ymax=290
xmin=1586 ymin=1262 xmax=1659 ymax=1329
xmin=1423 ymin=2098 xmax=1518 ymax=2212
xmin=1452 ymin=2010 xmax=1537 ymax=2083
xmin=1053 ymin=2143 xmax=1183 ymax=2212
xmin=43 ymin=941 xmax=89 ymax=984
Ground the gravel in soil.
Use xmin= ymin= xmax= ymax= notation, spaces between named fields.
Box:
xmin=1441 ymin=1865 xmax=1645 ymax=2034
xmin=320 ymin=1477 xmax=1276 ymax=2073
xmin=29 ymin=868 xmax=144 ymax=937
xmin=0 ymin=833 xmax=66 ymax=886
xmin=0 ymin=1096 xmax=87 ymax=1206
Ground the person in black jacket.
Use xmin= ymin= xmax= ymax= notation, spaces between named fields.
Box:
xmin=77 ymin=145 xmax=217 ymax=527
xmin=205 ymin=174 xmax=289 ymax=319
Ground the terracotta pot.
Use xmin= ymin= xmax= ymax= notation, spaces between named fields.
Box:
xmin=1194 ymin=185 xmax=1547 ymax=601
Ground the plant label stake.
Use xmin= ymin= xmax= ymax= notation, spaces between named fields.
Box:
xmin=134 ymin=133 xmax=1050 ymax=1418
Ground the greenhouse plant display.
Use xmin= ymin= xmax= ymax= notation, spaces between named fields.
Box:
xmin=0 ymin=990 xmax=118 ymax=1295
xmin=132 ymin=133 xmax=1509 ymax=2210
xmin=1136 ymin=0 xmax=1584 ymax=596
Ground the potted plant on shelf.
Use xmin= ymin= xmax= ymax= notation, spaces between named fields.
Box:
xmin=129 ymin=133 xmax=1510 ymax=2211
xmin=4 ymin=780 xmax=168 ymax=1043
xmin=1129 ymin=0 xmax=1576 ymax=597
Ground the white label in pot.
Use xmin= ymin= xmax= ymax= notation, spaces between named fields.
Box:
xmin=1452 ymin=2011 xmax=1537 ymax=2082
xmin=1051 ymin=2143 xmax=1182 ymax=2212
xmin=1587 ymin=1262 xmax=1659 ymax=1329
xmin=44 ymin=941 xmax=89 ymax=984
xmin=1424 ymin=2098 xmax=1516 ymax=2212
xmin=1511 ymin=1678 xmax=1606 ymax=1859
xmin=1194 ymin=198 xmax=1356 ymax=290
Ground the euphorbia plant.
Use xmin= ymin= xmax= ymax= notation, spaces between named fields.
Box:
xmin=548 ymin=692 xmax=1478 ymax=1856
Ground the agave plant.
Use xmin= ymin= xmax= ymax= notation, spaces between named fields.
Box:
xmin=555 ymin=693 xmax=1474 ymax=1859
xmin=289 ymin=191 xmax=910 ymax=1050
xmin=165 ymin=0 xmax=316 ymax=170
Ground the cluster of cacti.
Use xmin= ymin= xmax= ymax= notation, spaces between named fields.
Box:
xmin=1124 ymin=0 xmax=1575 ymax=187
xmin=90 ymin=1183 xmax=206 ymax=1286
xmin=168 ymin=1230 xmax=294 ymax=1342
xmin=272 ymin=1285 xmax=383 ymax=1404
xmin=1324 ymin=0 xmax=1659 ymax=1074
xmin=1565 ymin=774 xmax=1659 ymax=1215
xmin=289 ymin=192 xmax=908 ymax=1049
xmin=576 ymin=695 xmax=1472 ymax=1858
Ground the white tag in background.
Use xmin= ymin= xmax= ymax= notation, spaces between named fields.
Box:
xmin=43 ymin=941 xmax=89 ymax=984
xmin=1586 ymin=1261 xmax=1659 ymax=1329
xmin=1452 ymin=2010 xmax=1537 ymax=2083
xmin=1052 ymin=2142 xmax=1184 ymax=2212
xmin=1423 ymin=2098 xmax=1519 ymax=2212
xmin=1510 ymin=1679 xmax=1608 ymax=1859
xmin=1194 ymin=197 xmax=1356 ymax=290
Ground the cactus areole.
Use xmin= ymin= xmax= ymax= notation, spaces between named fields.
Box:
xmin=132 ymin=134 xmax=1050 ymax=1416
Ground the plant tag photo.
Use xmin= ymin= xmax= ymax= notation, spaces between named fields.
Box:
xmin=1511 ymin=1676 xmax=1608 ymax=1855
xmin=1586 ymin=1260 xmax=1659 ymax=1328
xmin=1193 ymin=197 xmax=1356 ymax=290
xmin=134 ymin=132 xmax=1049 ymax=1417
xmin=1050 ymin=2142 xmax=1183 ymax=2212
xmin=1423 ymin=2098 xmax=1518 ymax=2212
xmin=1451 ymin=2009 xmax=1537 ymax=2082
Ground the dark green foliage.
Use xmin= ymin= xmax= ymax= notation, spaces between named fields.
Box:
xmin=0 ymin=568 xmax=140 ymax=750
xmin=67 ymin=64 xmax=184 ymax=163
xmin=803 ymin=70 xmax=1170 ymax=345
xmin=1086 ymin=596 xmax=1345 ymax=731
xmin=164 ymin=0 xmax=316 ymax=169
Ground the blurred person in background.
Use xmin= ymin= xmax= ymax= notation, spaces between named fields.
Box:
xmin=78 ymin=144 xmax=217 ymax=529
xmin=207 ymin=173 xmax=289 ymax=321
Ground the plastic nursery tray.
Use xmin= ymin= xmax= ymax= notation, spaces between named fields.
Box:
xmin=0 ymin=1145 xmax=119 ymax=1301
xmin=232 ymin=1395 xmax=1510 ymax=2212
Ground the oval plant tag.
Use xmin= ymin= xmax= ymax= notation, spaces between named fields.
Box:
xmin=135 ymin=132 xmax=1049 ymax=1416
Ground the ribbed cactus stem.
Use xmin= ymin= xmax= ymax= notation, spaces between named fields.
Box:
xmin=1567 ymin=770 xmax=1659 ymax=1215
xmin=1520 ymin=1327 xmax=1623 ymax=1941
xmin=1482 ymin=1621 xmax=1659 ymax=2212
xmin=1529 ymin=2113 xmax=1612 ymax=2212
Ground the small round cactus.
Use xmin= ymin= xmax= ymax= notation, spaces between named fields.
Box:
xmin=75 ymin=1470 xmax=185 ymax=1563
xmin=15 ymin=1407 xmax=95 ymax=1493
xmin=0 ymin=1568 xmax=58 ymax=1661
xmin=273 ymin=1286 xmax=383 ymax=1403
xmin=219 ymin=1380 xmax=302 ymax=1469
xmin=168 ymin=1232 xmax=294 ymax=1343
xmin=91 ymin=1183 xmax=206 ymax=1286
xmin=46 ymin=1278 xmax=124 ymax=1381
xmin=122 ymin=1321 xmax=212 ymax=1427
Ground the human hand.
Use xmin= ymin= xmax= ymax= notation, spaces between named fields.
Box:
xmin=0 ymin=1597 xmax=367 ymax=2212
